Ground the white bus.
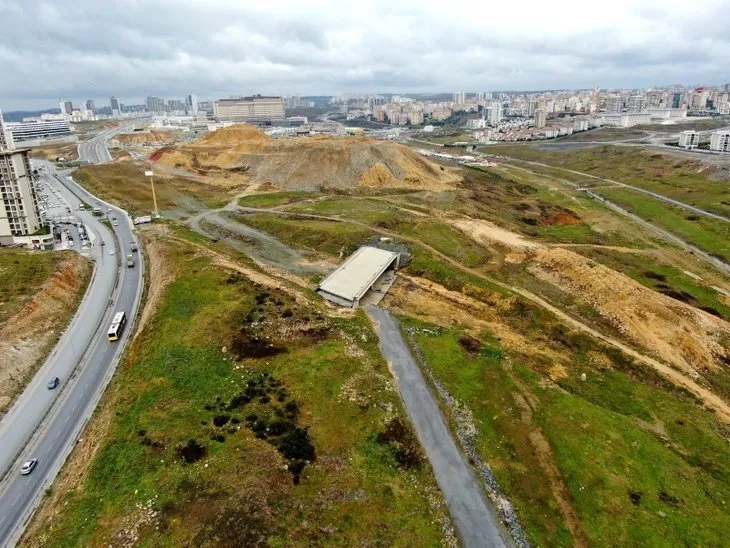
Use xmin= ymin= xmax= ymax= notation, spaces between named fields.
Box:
xmin=107 ymin=311 xmax=127 ymax=341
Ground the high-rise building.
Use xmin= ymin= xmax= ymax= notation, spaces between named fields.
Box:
xmin=488 ymin=101 xmax=502 ymax=125
xmin=0 ymin=110 xmax=44 ymax=246
xmin=534 ymin=108 xmax=547 ymax=129
xmin=63 ymin=101 xmax=73 ymax=115
xmin=0 ymin=110 xmax=15 ymax=151
xmin=85 ymin=99 xmax=96 ymax=113
xmin=453 ymin=91 xmax=466 ymax=104
xmin=110 ymin=96 xmax=120 ymax=114
xmin=146 ymin=96 xmax=166 ymax=113
xmin=627 ymin=95 xmax=646 ymax=112
xmin=678 ymin=130 xmax=699 ymax=149
xmin=672 ymin=92 xmax=682 ymax=109
xmin=710 ymin=130 xmax=730 ymax=152
xmin=213 ymin=96 xmax=285 ymax=121
xmin=606 ymin=95 xmax=623 ymax=112
xmin=186 ymin=94 xmax=199 ymax=116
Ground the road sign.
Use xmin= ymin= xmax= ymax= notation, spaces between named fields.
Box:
xmin=144 ymin=170 xmax=154 ymax=177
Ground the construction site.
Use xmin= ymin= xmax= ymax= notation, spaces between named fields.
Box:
xmin=24 ymin=123 xmax=730 ymax=547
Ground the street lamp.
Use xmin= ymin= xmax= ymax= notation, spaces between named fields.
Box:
xmin=145 ymin=170 xmax=159 ymax=218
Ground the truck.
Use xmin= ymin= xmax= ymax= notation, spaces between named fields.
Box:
xmin=126 ymin=254 xmax=134 ymax=268
xmin=134 ymin=215 xmax=152 ymax=225
xmin=130 ymin=241 xmax=138 ymax=252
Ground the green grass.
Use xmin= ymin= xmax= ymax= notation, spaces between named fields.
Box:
xmin=0 ymin=249 xmax=69 ymax=325
xmin=483 ymin=144 xmax=730 ymax=218
xmin=29 ymin=238 xmax=448 ymax=546
xmin=403 ymin=316 xmax=730 ymax=546
xmin=238 ymin=191 xmax=316 ymax=208
xmin=597 ymin=186 xmax=730 ymax=263
xmin=235 ymin=213 xmax=377 ymax=257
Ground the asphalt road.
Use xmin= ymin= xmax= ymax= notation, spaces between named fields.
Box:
xmin=77 ymin=121 xmax=137 ymax=163
xmin=365 ymin=306 xmax=509 ymax=548
xmin=0 ymin=155 xmax=143 ymax=543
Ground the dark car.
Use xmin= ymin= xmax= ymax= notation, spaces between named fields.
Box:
xmin=20 ymin=459 xmax=38 ymax=475
xmin=47 ymin=376 xmax=60 ymax=390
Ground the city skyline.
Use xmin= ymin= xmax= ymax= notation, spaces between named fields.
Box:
xmin=1 ymin=0 xmax=729 ymax=110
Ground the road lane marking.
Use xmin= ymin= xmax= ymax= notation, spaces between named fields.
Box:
xmin=11 ymin=494 xmax=20 ymax=506
xmin=64 ymin=415 xmax=70 ymax=424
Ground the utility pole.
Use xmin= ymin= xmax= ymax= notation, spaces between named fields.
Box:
xmin=145 ymin=170 xmax=159 ymax=218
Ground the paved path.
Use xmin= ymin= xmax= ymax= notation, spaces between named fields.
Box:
xmin=365 ymin=306 xmax=509 ymax=548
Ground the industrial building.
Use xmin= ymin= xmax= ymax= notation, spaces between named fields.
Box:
xmin=214 ymin=95 xmax=285 ymax=122
xmin=7 ymin=120 xmax=72 ymax=143
xmin=710 ymin=130 xmax=730 ymax=152
xmin=317 ymin=246 xmax=400 ymax=308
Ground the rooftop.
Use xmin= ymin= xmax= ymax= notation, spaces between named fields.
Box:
xmin=318 ymin=246 xmax=399 ymax=303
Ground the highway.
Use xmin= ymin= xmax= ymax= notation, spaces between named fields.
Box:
xmin=77 ymin=121 xmax=138 ymax=164
xmin=0 ymin=134 xmax=144 ymax=545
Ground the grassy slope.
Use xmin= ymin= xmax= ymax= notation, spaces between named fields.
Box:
xmin=405 ymin=319 xmax=730 ymax=547
xmin=73 ymin=163 xmax=234 ymax=217
xmin=598 ymin=186 xmax=730 ymax=262
xmin=0 ymin=249 xmax=70 ymax=325
xmin=27 ymin=236 xmax=447 ymax=546
xmin=483 ymin=144 xmax=730 ymax=218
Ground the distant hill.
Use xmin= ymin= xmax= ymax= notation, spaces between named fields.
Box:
xmin=2 ymin=109 xmax=61 ymax=122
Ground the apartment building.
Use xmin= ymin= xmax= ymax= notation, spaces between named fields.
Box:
xmin=214 ymin=95 xmax=285 ymax=122
xmin=678 ymin=130 xmax=699 ymax=149
xmin=710 ymin=131 xmax=730 ymax=152
xmin=534 ymin=108 xmax=547 ymax=129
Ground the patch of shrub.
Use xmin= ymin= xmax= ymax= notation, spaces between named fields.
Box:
xmin=277 ymin=427 xmax=316 ymax=462
xmin=177 ymin=439 xmax=206 ymax=464
xmin=458 ymin=334 xmax=482 ymax=353
xmin=376 ymin=418 xmax=422 ymax=469
xmin=213 ymin=415 xmax=231 ymax=427
xmin=643 ymin=271 xmax=667 ymax=282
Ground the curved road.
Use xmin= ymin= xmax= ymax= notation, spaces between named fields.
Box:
xmin=0 ymin=140 xmax=144 ymax=544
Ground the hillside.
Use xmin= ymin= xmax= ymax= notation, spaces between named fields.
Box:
xmin=151 ymin=124 xmax=460 ymax=190
xmin=113 ymin=130 xmax=174 ymax=144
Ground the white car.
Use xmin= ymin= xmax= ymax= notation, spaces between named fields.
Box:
xmin=109 ymin=250 xmax=115 ymax=256
xmin=20 ymin=459 xmax=37 ymax=475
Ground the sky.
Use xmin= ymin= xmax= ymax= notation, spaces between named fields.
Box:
xmin=1 ymin=0 xmax=729 ymax=111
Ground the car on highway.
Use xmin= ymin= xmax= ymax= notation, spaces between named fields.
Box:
xmin=47 ymin=376 xmax=60 ymax=390
xmin=113 ymin=220 xmax=118 ymax=226
xmin=20 ymin=459 xmax=38 ymax=475
xmin=109 ymin=249 xmax=115 ymax=255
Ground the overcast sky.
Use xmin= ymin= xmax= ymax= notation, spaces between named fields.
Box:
xmin=1 ymin=0 xmax=729 ymax=110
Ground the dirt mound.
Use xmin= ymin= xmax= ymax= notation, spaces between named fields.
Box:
xmin=153 ymin=124 xmax=459 ymax=191
xmin=0 ymin=253 xmax=91 ymax=415
xmin=449 ymin=217 xmax=730 ymax=376
xmin=114 ymin=131 xmax=174 ymax=144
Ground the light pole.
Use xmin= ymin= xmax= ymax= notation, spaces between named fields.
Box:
xmin=145 ymin=170 xmax=159 ymax=218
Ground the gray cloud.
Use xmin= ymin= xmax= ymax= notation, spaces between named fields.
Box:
xmin=1 ymin=0 xmax=729 ymax=110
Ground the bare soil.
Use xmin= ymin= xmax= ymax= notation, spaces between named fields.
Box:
xmin=0 ymin=253 xmax=91 ymax=415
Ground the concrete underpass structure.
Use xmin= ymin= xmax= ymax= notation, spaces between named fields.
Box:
xmin=318 ymin=246 xmax=399 ymax=308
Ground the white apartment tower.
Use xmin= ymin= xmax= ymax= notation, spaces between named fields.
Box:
xmin=488 ymin=101 xmax=502 ymax=125
xmin=0 ymin=110 xmax=43 ymax=246
xmin=453 ymin=91 xmax=466 ymax=104
xmin=710 ymin=131 xmax=730 ymax=152
xmin=214 ymin=96 xmax=285 ymax=121
xmin=678 ymin=130 xmax=699 ymax=149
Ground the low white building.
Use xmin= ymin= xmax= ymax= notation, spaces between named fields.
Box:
xmin=710 ymin=131 xmax=730 ymax=152
xmin=601 ymin=113 xmax=651 ymax=127
xmin=678 ymin=130 xmax=700 ymax=149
